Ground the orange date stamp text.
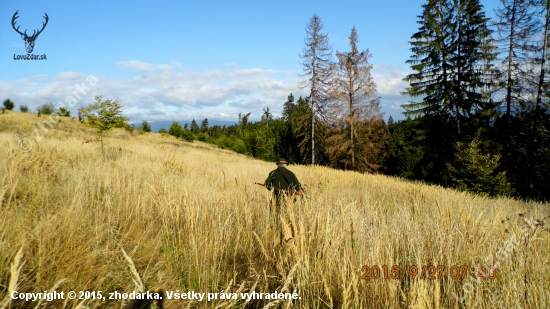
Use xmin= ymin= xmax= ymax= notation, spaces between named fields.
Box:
xmin=360 ymin=265 xmax=497 ymax=280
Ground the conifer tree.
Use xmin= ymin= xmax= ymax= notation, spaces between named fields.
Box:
xmin=201 ymin=118 xmax=209 ymax=132
xmin=300 ymin=14 xmax=333 ymax=165
xmin=452 ymin=0 xmax=497 ymax=133
xmin=141 ymin=120 xmax=152 ymax=132
xmin=448 ymin=138 xmax=512 ymax=197
xmin=327 ymin=26 xmax=383 ymax=172
xmin=403 ymin=0 xmax=459 ymax=184
xmin=190 ymin=119 xmax=199 ymax=134
xmin=403 ymin=0 xmax=496 ymax=184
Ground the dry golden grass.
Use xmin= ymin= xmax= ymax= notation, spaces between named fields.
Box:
xmin=1 ymin=110 xmax=549 ymax=308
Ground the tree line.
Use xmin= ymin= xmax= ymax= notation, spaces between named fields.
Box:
xmin=396 ymin=0 xmax=550 ymax=200
xmin=157 ymin=0 xmax=550 ymax=201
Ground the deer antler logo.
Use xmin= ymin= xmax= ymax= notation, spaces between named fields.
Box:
xmin=11 ymin=11 xmax=49 ymax=54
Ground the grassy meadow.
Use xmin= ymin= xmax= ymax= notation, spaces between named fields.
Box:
xmin=1 ymin=111 xmax=549 ymax=308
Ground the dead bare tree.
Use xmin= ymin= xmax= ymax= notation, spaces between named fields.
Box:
xmin=300 ymin=14 xmax=333 ymax=165
xmin=494 ymin=0 xmax=541 ymax=165
xmin=530 ymin=0 xmax=550 ymax=192
xmin=327 ymin=26 xmax=383 ymax=172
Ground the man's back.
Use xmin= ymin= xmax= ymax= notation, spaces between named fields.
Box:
xmin=265 ymin=166 xmax=302 ymax=192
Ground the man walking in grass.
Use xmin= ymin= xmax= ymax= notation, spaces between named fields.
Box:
xmin=264 ymin=158 xmax=303 ymax=213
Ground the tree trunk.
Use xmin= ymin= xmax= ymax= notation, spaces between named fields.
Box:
xmin=311 ymin=100 xmax=315 ymax=165
xmin=349 ymin=90 xmax=354 ymax=170
xmin=506 ymin=2 xmax=516 ymax=122
xmin=503 ymin=0 xmax=518 ymax=171
xmin=531 ymin=1 xmax=549 ymax=192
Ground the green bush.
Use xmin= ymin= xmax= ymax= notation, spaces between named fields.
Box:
xmin=168 ymin=122 xmax=183 ymax=138
xmin=197 ymin=132 xmax=209 ymax=142
xmin=231 ymin=138 xmax=247 ymax=154
xmin=20 ymin=105 xmax=29 ymax=112
xmin=140 ymin=120 xmax=152 ymax=132
xmin=123 ymin=123 xmax=135 ymax=134
xmin=216 ymin=136 xmax=234 ymax=149
xmin=37 ymin=103 xmax=55 ymax=115
xmin=181 ymin=130 xmax=195 ymax=142
xmin=3 ymin=99 xmax=15 ymax=111
xmin=58 ymin=107 xmax=71 ymax=117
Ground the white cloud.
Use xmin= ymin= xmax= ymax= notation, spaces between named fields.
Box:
xmin=0 ymin=61 xmax=413 ymax=122
xmin=371 ymin=63 xmax=412 ymax=119
xmin=0 ymin=61 xmax=306 ymax=122
xmin=116 ymin=60 xmax=158 ymax=72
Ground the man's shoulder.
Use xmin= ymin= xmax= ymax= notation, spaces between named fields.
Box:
xmin=278 ymin=166 xmax=296 ymax=175
xmin=267 ymin=169 xmax=279 ymax=178
xmin=277 ymin=166 xmax=290 ymax=172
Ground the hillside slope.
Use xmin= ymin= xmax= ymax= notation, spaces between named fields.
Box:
xmin=1 ymin=111 xmax=549 ymax=308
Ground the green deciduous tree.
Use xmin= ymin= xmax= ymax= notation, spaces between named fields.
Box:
xmin=181 ymin=130 xmax=195 ymax=142
xmin=78 ymin=96 xmax=130 ymax=154
xmin=37 ymin=103 xmax=55 ymax=115
xmin=232 ymin=138 xmax=247 ymax=154
xmin=168 ymin=122 xmax=183 ymax=138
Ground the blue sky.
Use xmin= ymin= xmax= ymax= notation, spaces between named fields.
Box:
xmin=1 ymin=0 xmax=503 ymax=124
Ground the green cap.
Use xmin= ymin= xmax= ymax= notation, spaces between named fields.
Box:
xmin=276 ymin=158 xmax=287 ymax=165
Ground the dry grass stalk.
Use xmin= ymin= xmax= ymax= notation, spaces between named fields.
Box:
xmin=121 ymin=247 xmax=146 ymax=292
xmin=0 ymin=246 xmax=25 ymax=309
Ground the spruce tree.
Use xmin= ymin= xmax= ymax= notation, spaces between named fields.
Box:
xmin=190 ymin=119 xmax=199 ymax=134
xmin=452 ymin=0 xmax=496 ymax=132
xmin=201 ymin=118 xmax=209 ymax=133
xmin=403 ymin=0 xmax=496 ymax=185
xmin=403 ymin=0 xmax=458 ymax=184
xmin=448 ymin=138 xmax=512 ymax=197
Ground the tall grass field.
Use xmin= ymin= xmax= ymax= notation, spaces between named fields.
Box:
xmin=1 ymin=111 xmax=549 ymax=308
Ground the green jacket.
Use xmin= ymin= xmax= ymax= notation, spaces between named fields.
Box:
xmin=264 ymin=166 xmax=302 ymax=193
